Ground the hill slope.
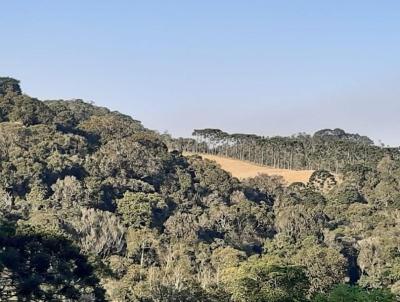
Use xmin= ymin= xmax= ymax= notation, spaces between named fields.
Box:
xmin=184 ymin=152 xmax=314 ymax=183
xmin=1 ymin=77 xmax=399 ymax=301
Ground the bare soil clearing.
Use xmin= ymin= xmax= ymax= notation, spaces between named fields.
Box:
xmin=184 ymin=152 xmax=314 ymax=184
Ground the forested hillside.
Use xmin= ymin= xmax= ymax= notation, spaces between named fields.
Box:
xmin=164 ymin=128 xmax=400 ymax=173
xmin=1 ymin=77 xmax=400 ymax=301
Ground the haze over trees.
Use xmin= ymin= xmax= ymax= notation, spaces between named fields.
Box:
xmin=0 ymin=77 xmax=399 ymax=301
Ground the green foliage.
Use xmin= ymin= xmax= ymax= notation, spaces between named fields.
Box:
xmin=117 ymin=192 xmax=168 ymax=229
xmin=0 ymin=221 xmax=105 ymax=301
xmin=308 ymin=170 xmax=337 ymax=193
xmin=293 ymin=240 xmax=347 ymax=295
xmin=0 ymin=77 xmax=21 ymax=96
xmin=327 ymin=184 xmax=364 ymax=204
xmin=79 ymin=113 xmax=145 ymax=145
xmin=86 ymin=133 xmax=171 ymax=187
xmin=274 ymin=203 xmax=327 ymax=241
xmin=313 ymin=284 xmax=395 ymax=302
xmin=189 ymin=156 xmax=239 ymax=196
xmin=226 ymin=257 xmax=309 ymax=302
xmin=1 ymin=77 xmax=399 ymax=301
xmin=357 ymin=232 xmax=400 ymax=290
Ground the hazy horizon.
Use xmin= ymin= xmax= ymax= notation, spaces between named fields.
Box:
xmin=2 ymin=1 xmax=400 ymax=146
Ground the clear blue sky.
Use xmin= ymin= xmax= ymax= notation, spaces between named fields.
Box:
xmin=1 ymin=1 xmax=400 ymax=146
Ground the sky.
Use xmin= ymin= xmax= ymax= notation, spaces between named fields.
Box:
xmin=1 ymin=1 xmax=400 ymax=146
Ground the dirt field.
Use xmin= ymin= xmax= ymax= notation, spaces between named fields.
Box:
xmin=184 ymin=153 xmax=314 ymax=184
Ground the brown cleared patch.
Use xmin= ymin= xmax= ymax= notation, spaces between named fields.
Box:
xmin=184 ymin=152 xmax=314 ymax=184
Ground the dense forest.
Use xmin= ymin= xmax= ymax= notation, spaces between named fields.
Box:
xmin=164 ymin=128 xmax=400 ymax=173
xmin=0 ymin=77 xmax=400 ymax=301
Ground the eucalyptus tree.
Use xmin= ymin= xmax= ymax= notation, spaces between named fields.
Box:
xmin=184 ymin=128 xmax=399 ymax=173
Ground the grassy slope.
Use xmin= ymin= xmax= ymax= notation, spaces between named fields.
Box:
xmin=184 ymin=152 xmax=314 ymax=184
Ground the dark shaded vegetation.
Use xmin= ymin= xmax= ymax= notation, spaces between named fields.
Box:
xmin=0 ymin=219 xmax=105 ymax=301
xmin=0 ymin=77 xmax=399 ymax=301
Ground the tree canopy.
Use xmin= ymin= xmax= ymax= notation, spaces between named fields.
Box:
xmin=0 ymin=77 xmax=399 ymax=301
